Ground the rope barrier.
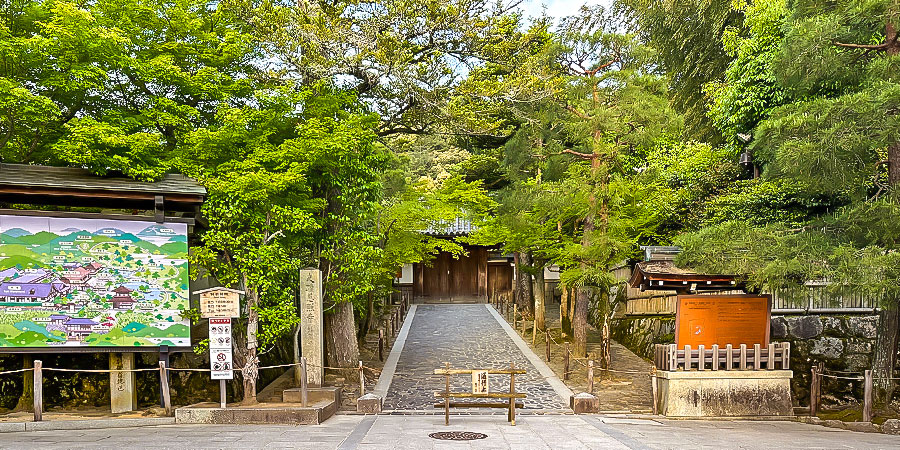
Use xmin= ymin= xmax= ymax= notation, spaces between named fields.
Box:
xmin=821 ymin=374 xmax=864 ymax=381
xmin=0 ymin=368 xmax=34 ymax=375
xmin=44 ymin=367 xmax=160 ymax=373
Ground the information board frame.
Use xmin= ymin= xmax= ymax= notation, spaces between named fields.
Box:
xmin=0 ymin=213 xmax=193 ymax=353
xmin=674 ymin=294 xmax=771 ymax=348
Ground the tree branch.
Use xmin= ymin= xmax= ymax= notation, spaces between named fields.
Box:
xmin=833 ymin=41 xmax=888 ymax=51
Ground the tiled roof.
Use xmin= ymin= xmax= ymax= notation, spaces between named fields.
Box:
xmin=422 ymin=218 xmax=476 ymax=236
xmin=0 ymin=164 xmax=206 ymax=197
xmin=0 ymin=282 xmax=58 ymax=297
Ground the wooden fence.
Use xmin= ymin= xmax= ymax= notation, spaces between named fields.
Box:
xmin=433 ymin=362 xmax=525 ymax=426
xmin=654 ymin=342 xmax=791 ymax=371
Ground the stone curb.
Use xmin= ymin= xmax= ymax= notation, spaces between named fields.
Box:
xmin=0 ymin=417 xmax=175 ymax=433
xmin=797 ymin=416 xmax=900 ymax=435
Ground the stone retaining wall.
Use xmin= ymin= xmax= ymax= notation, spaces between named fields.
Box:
xmin=610 ymin=313 xmax=888 ymax=406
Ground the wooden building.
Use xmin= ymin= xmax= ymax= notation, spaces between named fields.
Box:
xmin=396 ymin=219 xmax=513 ymax=303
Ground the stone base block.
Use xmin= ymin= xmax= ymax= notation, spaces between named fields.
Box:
xmin=282 ymin=386 xmax=342 ymax=405
xmin=569 ymin=393 xmax=599 ymax=414
xmin=656 ymin=370 xmax=793 ymax=417
xmin=175 ymin=401 xmax=338 ymax=425
xmin=357 ymin=393 xmax=382 ymax=414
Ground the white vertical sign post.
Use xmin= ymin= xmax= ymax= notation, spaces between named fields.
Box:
xmin=198 ymin=287 xmax=243 ymax=409
xmin=209 ymin=318 xmax=233 ymax=408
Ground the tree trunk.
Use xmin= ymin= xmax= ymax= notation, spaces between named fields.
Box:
xmin=560 ymin=286 xmax=571 ymax=336
xmin=573 ymin=287 xmax=590 ymax=358
xmin=325 ymin=301 xmax=359 ymax=369
xmin=364 ymin=291 xmax=375 ymax=335
xmin=873 ymin=304 xmax=899 ymax=403
xmin=242 ymin=285 xmax=259 ymax=405
xmin=14 ymin=355 xmax=32 ymax=412
xmin=888 ymin=143 xmax=900 ymax=187
xmin=533 ymin=260 xmax=546 ymax=331
xmin=520 ymin=252 xmax=534 ymax=316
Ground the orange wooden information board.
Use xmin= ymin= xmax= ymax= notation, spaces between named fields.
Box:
xmin=675 ymin=295 xmax=771 ymax=347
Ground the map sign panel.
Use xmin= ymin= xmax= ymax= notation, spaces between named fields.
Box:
xmin=675 ymin=295 xmax=770 ymax=347
xmin=0 ymin=214 xmax=191 ymax=348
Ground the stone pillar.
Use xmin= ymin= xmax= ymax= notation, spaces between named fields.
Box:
xmin=110 ymin=353 xmax=137 ymax=413
xmin=300 ymin=269 xmax=324 ymax=387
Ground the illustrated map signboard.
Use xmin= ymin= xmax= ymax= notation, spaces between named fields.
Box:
xmin=0 ymin=214 xmax=190 ymax=349
xmin=675 ymin=294 xmax=771 ymax=347
xmin=209 ymin=318 xmax=233 ymax=380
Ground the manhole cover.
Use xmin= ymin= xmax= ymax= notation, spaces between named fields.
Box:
xmin=429 ymin=431 xmax=488 ymax=441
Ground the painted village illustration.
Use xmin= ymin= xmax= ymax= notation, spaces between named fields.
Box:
xmin=0 ymin=215 xmax=191 ymax=347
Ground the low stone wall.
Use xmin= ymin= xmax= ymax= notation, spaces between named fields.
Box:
xmin=610 ymin=313 xmax=885 ymax=406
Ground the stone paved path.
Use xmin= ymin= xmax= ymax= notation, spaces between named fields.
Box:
xmin=4 ymin=415 xmax=900 ymax=449
xmin=382 ymin=304 xmax=568 ymax=411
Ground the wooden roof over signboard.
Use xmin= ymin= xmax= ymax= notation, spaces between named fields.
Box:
xmin=628 ymin=261 xmax=739 ymax=293
xmin=0 ymin=163 xmax=205 ymax=213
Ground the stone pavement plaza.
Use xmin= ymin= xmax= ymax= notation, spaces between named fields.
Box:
xmin=2 ymin=414 xmax=899 ymax=449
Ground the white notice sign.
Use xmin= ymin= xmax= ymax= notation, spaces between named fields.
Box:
xmin=472 ymin=370 xmax=489 ymax=394
xmin=209 ymin=318 xmax=233 ymax=380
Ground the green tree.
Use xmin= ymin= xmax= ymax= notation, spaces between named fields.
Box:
xmin=678 ymin=0 xmax=900 ymax=403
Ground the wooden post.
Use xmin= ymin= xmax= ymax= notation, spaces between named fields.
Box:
xmin=444 ymin=362 xmax=450 ymax=426
xmin=564 ymin=344 xmax=570 ymax=380
xmin=220 ymin=380 xmax=226 ymax=409
xmin=783 ymin=342 xmax=791 ymax=369
xmin=697 ymin=345 xmax=705 ymax=371
xmin=385 ymin=317 xmax=391 ymax=338
xmin=810 ymin=364 xmax=819 ymax=416
xmin=300 ymin=357 xmax=308 ymax=407
xmin=739 ymin=344 xmax=747 ymax=370
xmin=159 ymin=362 xmax=172 ymax=416
xmin=513 ymin=304 xmax=518 ymax=331
xmin=650 ymin=367 xmax=658 ymax=415
xmin=711 ymin=344 xmax=719 ymax=371
xmin=531 ymin=319 xmax=537 ymax=346
xmin=587 ymin=360 xmax=594 ymax=394
xmin=753 ymin=344 xmax=761 ymax=370
xmin=669 ymin=344 xmax=677 ymax=371
xmin=767 ymin=343 xmax=775 ymax=370
xmin=545 ymin=330 xmax=551 ymax=362
xmin=863 ymin=369 xmax=873 ymax=422
xmin=726 ymin=344 xmax=733 ymax=370
xmin=359 ymin=361 xmax=365 ymax=397
xmin=684 ymin=345 xmax=692 ymax=370
xmin=509 ymin=362 xmax=516 ymax=426
xmin=378 ymin=329 xmax=385 ymax=362
xmin=33 ymin=360 xmax=42 ymax=422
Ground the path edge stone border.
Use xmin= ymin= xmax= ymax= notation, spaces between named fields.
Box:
xmin=0 ymin=417 xmax=175 ymax=433
xmin=485 ymin=304 xmax=575 ymax=407
xmin=373 ymin=305 xmax=417 ymax=399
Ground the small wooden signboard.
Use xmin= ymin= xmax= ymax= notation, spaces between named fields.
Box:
xmin=675 ymin=294 xmax=771 ymax=347
xmin=197 ymin=287 xmax=243 ymax=319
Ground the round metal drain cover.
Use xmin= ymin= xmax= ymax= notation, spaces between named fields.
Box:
xmin=429 ymin=431 xmax=488 ymax=441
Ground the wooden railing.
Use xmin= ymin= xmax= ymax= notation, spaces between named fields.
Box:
xmin=654 ymin=342 xmax=790 ymax=371
xmin=433 ymin=362 xmax=525 ymax=426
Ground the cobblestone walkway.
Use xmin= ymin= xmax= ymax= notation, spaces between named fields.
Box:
xmin=382 ymin=304 xmax=568 ymax=411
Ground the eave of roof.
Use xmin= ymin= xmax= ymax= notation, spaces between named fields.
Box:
xmin=0 ymin=164 xmax=206 ymax=200
xmin=628 ymin=261 xmax=739 ymax=290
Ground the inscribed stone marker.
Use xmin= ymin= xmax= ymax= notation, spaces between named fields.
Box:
xmin=300 ymin=269 xmax=324 ymax=386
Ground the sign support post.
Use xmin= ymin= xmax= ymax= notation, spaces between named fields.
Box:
xmin=199 ymin=287 xmax=244 ymax=410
